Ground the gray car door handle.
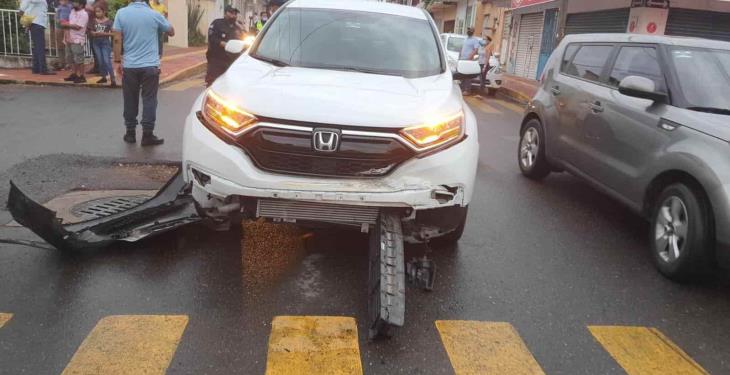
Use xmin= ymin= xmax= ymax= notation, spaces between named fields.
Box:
xmin=590 ymin=101 xmax=604 ymax=113
xmin=551 ymin=86 xmax=561 ymax=96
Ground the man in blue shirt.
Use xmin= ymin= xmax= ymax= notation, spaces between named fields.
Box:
xmin=459 ymin=27 xmax=480 ymax=95
xmin=113 ymin=0 xmax=175 ymax=146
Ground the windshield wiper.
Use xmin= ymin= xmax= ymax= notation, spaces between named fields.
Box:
xmin=253 ymin=55 xmax=290 ymax=67
xmin=687 ymin=106 xmax=730 ymax=116
xmin=306 ymin=64 xmax=390 ymax=76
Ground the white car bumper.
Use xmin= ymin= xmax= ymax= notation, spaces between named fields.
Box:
xmin=181 ymin=100 xmax=479 ymax=211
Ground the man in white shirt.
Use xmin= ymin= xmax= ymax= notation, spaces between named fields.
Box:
xmin=19 ymin=0 xmax=55 ymax=75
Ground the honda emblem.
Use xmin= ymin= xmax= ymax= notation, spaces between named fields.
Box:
xmin=312 ymin=129 xmax=340 ymax=152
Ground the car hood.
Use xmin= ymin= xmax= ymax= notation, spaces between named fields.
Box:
xmin=210 ymin=56 xmax=461 ymax=128
xmin=671 ymin=109 xmax=730 ymax=142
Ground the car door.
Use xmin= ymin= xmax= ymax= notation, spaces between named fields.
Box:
xmin=550 ymin=44 xmax=615 ymax=171
xmin=582 ymin=44 xmax=670 ymax=203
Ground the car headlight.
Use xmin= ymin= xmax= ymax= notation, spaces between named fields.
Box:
xmin=201 ymin=90 xmax=257 ymax=136
xmin=400 ymin=112 xmax=464 ymax=151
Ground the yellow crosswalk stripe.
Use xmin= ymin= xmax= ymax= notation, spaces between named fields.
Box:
xmin=164 ymin=78 xmax=205 ymax=92
xmin=466 ymin=97 xmax=500 ymax=114
xmin=62 ymin=315 xmax=188 ymax=375
xmin=436 ymin=320 xmax=545 ymax=375
xmin=0 ymin=313 xmax=12 ymax=328
xmin=265 ymin=316 xmax=363 ymax=375
xmin=589 ymin=326 xmax=709 ymax=375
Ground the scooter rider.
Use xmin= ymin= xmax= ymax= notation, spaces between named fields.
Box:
xmin=205 ymin=5 xmax=243 ymax=87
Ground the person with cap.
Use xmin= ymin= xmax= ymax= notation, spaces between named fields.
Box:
xmin=205 ymin=5 xmax=244 ymax=86
xmin=459 ymin=27 xmax=481 ymax=96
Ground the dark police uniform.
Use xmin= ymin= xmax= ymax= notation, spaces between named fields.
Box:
xmin=206 ymin=18 xmax=243 ymax=86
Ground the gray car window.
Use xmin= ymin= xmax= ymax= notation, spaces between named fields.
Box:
xmin=671 ymin=47 xmax=730 ymax=111
xmin=561 ymin=44 xmax=579 ymax=72
xmin=564 ymin=45 xmax=614 ymax=82
xmin=609 ymin=47 xmax=666 ymax=93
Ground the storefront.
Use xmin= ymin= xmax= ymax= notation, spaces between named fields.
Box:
xmin=507 ymin=0 xmax=562 ymax=80
xmin=665 ymin=8 xmax=730 ymax=42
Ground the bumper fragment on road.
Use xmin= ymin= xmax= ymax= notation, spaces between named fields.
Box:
xmin=6 ymin=171 xmax=201 ymax=250
xmin=265 ymin=316 xmax=363 ymax=375
xmin=62 ymin=315 xmax=189 ymax=375
xmin=436 ymin=320 xmax=545 ymax=375
xmin=589 ymin=326 xmax=709 ymax=375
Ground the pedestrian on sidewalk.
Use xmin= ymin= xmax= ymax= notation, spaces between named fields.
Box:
xmin=459 ymin=27 xmax=480 ymax=96
xmin=19 ymin=0 xmax=55 ymax=75
xmin=90 ymin=5 xmax=116 ymax=86
xmin=149 ymin=0 xmax=168 ymax=57
xmin=113 ymin=0 xmax=175 ymax=146
xmin=255 ymin=11 xmax=268 ymax=33
xmin=205 ymin=6 xmax=243 ymax=87
xmin=55 ymin=0 xmax=73 ymax=71
xmin=63 ymin=0 xmax=89 ymax=84
xmin=85 ymin=0 xmax=106 ymax=75
xmin=478 ymin=36 xmax=493 ymax=93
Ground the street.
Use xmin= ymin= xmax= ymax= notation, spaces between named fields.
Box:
xmin=1 ymin=81 xmax=729 ymax=374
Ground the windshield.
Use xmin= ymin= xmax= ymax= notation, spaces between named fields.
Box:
xmin=670 ymin=47 xmax=730 ymax=111
xmin=446 ymin=36 xmax=465 ymax=53
xmin=252 ymin=8 xmax=443 ymax=78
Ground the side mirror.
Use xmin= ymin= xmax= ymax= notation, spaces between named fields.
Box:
xmin=225 ymin=40 xmax=246 ymax=54
xmin=618 ymin=76 xmax=667 ymax=103
xmin=453 ymin=60 xmax=481 ymax=80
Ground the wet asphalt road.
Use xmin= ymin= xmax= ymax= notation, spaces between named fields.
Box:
xmin=1 ymin=82 xmax=730 ymax=374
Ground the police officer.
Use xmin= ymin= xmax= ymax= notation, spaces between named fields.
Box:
xmin=205 ymin=6 xmax=244 ymax=86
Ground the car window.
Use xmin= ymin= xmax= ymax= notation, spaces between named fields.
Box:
xmin=670 ymin=47 xmax=730 ymax=111
xmin=446 ymin=36 xmax=465 ymax=53
xmin=254 ymin=8 xmax=443 ymax=78
xmin=608 ymin=46 xmax=666 ymax=93
xmin=560 ymin=44 xmax=579 ymax=72
xmin=563 ymin=45 xmax=614 ymax=82
xmin=440 ymin=35 xmax=447 ymax=46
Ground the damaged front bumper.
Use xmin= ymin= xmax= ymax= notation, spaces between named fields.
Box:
xmin=6 ymin=171 xmax=201 ymax=250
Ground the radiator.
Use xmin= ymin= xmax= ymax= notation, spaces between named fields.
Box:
xmin=256 ymin=199 xmax=379 ymax=225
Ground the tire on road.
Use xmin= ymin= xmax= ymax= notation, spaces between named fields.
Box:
xmin=518 ymin=119 xmax=551 ymax=180
xmin=650 ymin=183 xmax=714 ymax=281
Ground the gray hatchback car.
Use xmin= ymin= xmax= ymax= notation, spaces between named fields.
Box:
xmin=518 ymin=33 xmax=730 ymax=281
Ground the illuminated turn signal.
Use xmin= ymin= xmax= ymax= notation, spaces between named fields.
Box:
xmin=201 ymin=90 xmax=258 ymax=135
xmin=400 ymin=112 xmax=464 ymax=150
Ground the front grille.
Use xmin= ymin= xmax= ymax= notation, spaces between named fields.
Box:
xmin=238 ymin=126 xmax=414 ymax=178
xmin=257 ymin=199 xmax=379 ymax=225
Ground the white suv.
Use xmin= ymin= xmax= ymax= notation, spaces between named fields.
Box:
xmin=182 ymin=0 xmax=480 ymax=244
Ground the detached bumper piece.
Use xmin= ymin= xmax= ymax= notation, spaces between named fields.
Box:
xmin=7 ymin=171 xmax=201 ymax=251
xmin=368 ymin=212 xmax=406 ymax=339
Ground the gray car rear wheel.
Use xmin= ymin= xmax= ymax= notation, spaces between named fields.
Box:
xmin=650 ymin=183 xmax=714 ymax=281
xmin=518 ymin=119 xmax=551 ymax=180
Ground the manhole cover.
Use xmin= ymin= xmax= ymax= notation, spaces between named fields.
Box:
xmin=71 ymin=195 xmax=151 ymax=220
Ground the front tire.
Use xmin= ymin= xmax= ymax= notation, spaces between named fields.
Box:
xmin=650 ymin=183 xmax=714 ymax=281
xmin=518 ymin=119 xmax=551 ymax=180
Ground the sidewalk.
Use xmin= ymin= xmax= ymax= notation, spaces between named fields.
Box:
xmin=498 ymin=74 xmax=539 ymax=104
xmin=0 ymin=45 xmax=207 ymax=89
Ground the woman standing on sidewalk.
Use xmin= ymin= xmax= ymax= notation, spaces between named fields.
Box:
xmin=19 ymin=0 xmax=55 ymax=75
xmin=90 ymin=5 xmax=116 ymax=86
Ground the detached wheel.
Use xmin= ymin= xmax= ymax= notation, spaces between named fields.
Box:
xmin=518 ymin=119 xmax=551 ymax=180
xmin=650 ymin=183 xmax=714 ymax=281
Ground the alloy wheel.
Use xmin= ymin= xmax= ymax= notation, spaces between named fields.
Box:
xmin=655 ymin=196 xmax=689 ymax=263
xmin=520 ymin=127 xmax=539 ymax=170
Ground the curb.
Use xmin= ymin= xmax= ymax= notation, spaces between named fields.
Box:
xmin=497 ymin=86 xmax=531 ymax=105
xmin=160 ymin=61 xmax=207 ymax=87
xmin=0 ymin=61 xmax=207 ymax=89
